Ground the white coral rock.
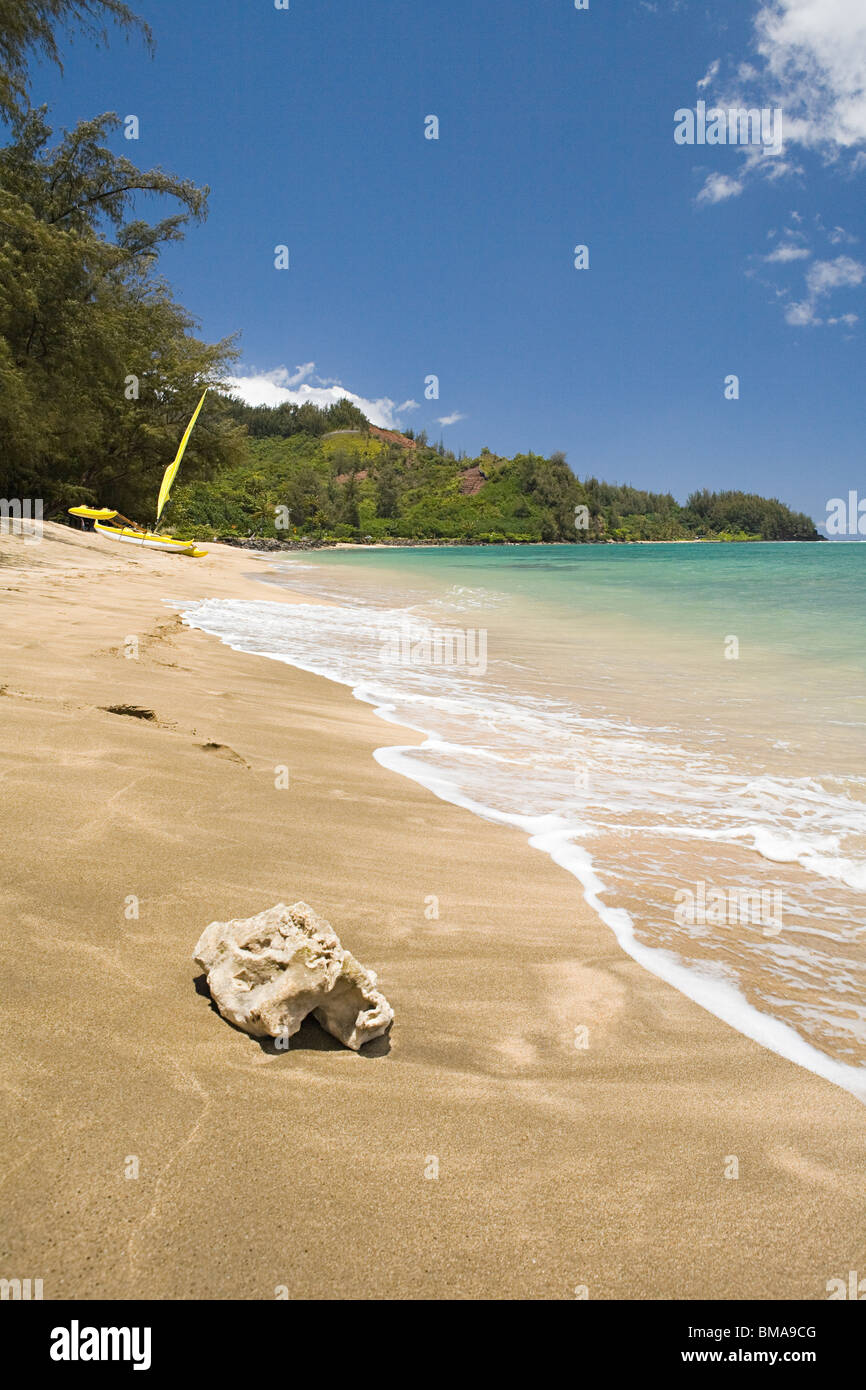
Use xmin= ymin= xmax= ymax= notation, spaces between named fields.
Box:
xmin=194 ymin=901 xmax=393 ymax=1051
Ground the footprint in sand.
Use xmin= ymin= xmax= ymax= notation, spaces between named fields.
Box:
xmin=200 ymin=741 xmax=249 ymax=767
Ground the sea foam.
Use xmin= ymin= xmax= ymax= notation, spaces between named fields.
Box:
xmin=178 ymin=589 xmax=866 ymax=1102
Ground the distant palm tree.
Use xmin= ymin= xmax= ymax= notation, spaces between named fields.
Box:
xmin=248 ymin=504 xmax=275 ymax=537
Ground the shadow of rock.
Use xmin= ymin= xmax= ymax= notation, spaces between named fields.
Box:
xmin=193 ymin=973 xmax=392 ymax=1056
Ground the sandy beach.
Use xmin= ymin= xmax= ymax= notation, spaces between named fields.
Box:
xmin=1 ymin=522 xmax=864 ymax=1301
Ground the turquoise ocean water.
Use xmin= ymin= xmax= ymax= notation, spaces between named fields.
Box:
xmin=182 ymin=543 xmax=866 ymax=1097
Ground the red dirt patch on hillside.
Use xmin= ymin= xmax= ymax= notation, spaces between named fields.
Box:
xmin=335 ymin=470 xmax=368 ymax=484
xmin=459 ymin=466 xmax=487 ymax=496
xmin=370 ymin=426 xmax=417 ymax=449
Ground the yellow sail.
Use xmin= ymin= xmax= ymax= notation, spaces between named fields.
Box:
xmin=156 ymin=389 xmax=208 ymax=522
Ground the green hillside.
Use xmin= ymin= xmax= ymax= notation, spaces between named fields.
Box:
xmin=164 ymin=397 xmax=821 ymax=545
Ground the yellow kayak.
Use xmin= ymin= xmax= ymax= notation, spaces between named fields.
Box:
xmin=67 ymin=508 xmax=206 ymax=556
xmin=93 ymin=520 xmax=207 ymax=556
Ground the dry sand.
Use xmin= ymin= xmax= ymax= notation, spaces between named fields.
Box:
xmin=1 ymin=522 xmax=863 ymax=1300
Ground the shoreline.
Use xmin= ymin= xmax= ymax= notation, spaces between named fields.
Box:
xmin=215 ymin=536 xmax=825 ymax=552
xmin=182 ymin=588 xmax=866 ymax=1105
xmin=1 ymin=523 xmax=864 ymax=1299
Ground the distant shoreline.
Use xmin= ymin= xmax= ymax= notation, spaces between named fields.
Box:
xmin=216 ymin=533 xmax=828 ymax=550
xmin=216 ymin=535 xmax=826 ymax=553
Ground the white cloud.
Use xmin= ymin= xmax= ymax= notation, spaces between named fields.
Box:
xmin=828 ymin=224 xmax=858 ymax=245
xmin=697 ymin=60 xmax=720 ymax=90
xmin=699 ymin=2 xmax=866 ymax=167
xmin=691 ymin=1 xmax=866 ymax=210
xmin=806 ymin=254 xmax=865 ymax=295
xmin=224 ymin=364 xmax=418 ymax=430
xmin=755 ymin=0 xmax=866 ymax=155
xmin=280 ymin=362 xmax=316 ymax=387
xmin=782 ymin=254 xmax=865 ymax=326
xmin=696 ymin=172 xmax=744 ymax=205
xmin=784 ymin=299 xmax=821 ymax=326
xmin=765 ymin=242 xmax=812 ymax=262
xmin=436 ymin=412 xmax=466 ymax=427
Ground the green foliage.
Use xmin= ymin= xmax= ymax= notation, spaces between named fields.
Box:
xmin=682 ymin=489 xmax=817 ymax=541
xmin=223 ymin=394 xmax=368 ymax=440
xmin=166 ymin=405 xmax=820 ymax=544
xmin=0 ymin=108 xmax=245 ymax=520
xmin=375 ymin=458 xmax=399 ymax=518
xmin=0 ymin=0 xmax=150 ymax=118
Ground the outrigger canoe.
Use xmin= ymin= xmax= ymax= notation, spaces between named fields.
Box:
xmin=68 ymin=390 xmax=209 ymax=557
xmin=67 ymin=511 xmax=207 ymax=555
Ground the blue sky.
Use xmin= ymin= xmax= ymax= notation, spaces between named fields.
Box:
xmin=22 ymin=0 xmax=866 ymax=524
